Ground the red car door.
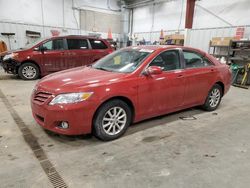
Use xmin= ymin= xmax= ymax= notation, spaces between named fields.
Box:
xmin=40 ymin=38 xmax=65 ymax=73
xmin=182 ymin=50 xmax=217 ymax=106
xmin=137 ymin=50 xmax=186 ymax=119
xmin=64 ymin=38 xmax=92 ymax=68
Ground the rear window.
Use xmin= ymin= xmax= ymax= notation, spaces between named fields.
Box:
xmin=89 ymin=39 xmax=108 ymax=49
xmin=67 ymin=39 xmax=88 ymax=50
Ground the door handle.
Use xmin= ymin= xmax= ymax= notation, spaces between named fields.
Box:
xmin=177 ymin=74 xmax=183 ymax=78
xmin=211 ymin=68 xmax=215 ymax=72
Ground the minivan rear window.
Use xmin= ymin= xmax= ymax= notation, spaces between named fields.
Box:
xmin=89 ymin=39 xmax=108 ymax=49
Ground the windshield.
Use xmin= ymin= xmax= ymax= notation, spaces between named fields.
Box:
xmin=92 ymin=48 xmax=152 ymax=73
xmin=21 ymin=38 xmax=46 ymax=49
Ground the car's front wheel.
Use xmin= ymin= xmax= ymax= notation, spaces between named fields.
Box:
xmin=18 ymin=62 xmax=40 ymax=80
xmin=202 ymin=84 xmax=222 ymax=111
xmin=93 ymin=99 xmax=132 ymax=141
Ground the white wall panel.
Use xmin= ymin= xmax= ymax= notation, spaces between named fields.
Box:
xmin=188 ymin=26 xmax=250 ymax=52
xmin=133 ymin=0 xmax=186 ymax=33
xmin=132 ymin=0 xmax=250 ymax=51
xmin=193 ymin=0 xmax=250 ymax=28
xmin=133 ymin=0 xmax=250 ymax=33
xmin=0 ymin=0 xmax=120 ymax=49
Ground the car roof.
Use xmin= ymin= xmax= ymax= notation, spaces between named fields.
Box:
xmin=47 ymin=35 xmax=106 ymax=40
xmin=127 ymin=45 xmax=206 ymax=55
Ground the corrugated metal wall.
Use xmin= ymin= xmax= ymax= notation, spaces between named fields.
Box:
xmin=0 ymin=21 xmax=120 ymax=50
xmin=188 ymin=26 xmax=250 ymax=51
xmin=134 ymin=25 xmax=250 ymax=51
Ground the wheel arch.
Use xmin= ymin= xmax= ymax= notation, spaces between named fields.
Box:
xmin=215 ymin=81 xmax=224 ymax=96
xmin=17 ymin=60 xmax=41 ymax=75
xmin=92 ymin=96 xmax=135 ymax=131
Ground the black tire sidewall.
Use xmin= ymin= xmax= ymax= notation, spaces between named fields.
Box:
xmin=93 ymin=99 xmax=132 ymax=141
xmin=203 ymin=84 xmax=222 ymax=111
xmin=18 ymin=63 xmax=39 ymax=80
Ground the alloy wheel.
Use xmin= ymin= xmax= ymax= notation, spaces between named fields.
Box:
xmin=209 ymin=88 xmax=221 ymax=108
xmin=102 ymin=107 xmax=127 ymax=136
xmin=22 ymin=66 xmax=37 ymax=79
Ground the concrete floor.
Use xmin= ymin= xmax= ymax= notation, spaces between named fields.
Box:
xmin=0 ymin=68 xmax=250 ymax=188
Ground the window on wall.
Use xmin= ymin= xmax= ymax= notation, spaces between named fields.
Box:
xmin=42 ymin=39 xmax=64 ymax=50
xmin=67 ymin=39 xmax=88 ymax=50
xmin=89 ymin=39 xmax=108 ymax=49
xmin=149 ymin=50 xmax=180 ymax=71
xmin=183 ymin=51 xmax=214 ymax=68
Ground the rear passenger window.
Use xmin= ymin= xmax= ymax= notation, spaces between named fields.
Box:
xmin=89 ymin=39 xmax=108 ymax=49
xmin=183 ymin=51 xmax=213 ymax=68
xmin=67 ymin=39 xmax=88 ymax=50
xmin=42 ymin=39 xmax=64 ymax=50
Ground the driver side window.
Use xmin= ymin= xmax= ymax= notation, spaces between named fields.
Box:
xmin=149 ymin=50 xmax=180 ymax=71
xmin=41 ymin=39 xmax=64 ymax=51
xmin=42 ymin=40 xmax=53 ymax=50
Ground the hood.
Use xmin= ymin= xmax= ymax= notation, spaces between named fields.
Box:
xmin=37 ymin=66 xmax=129 ymax=94
xmin=0 ymin=49 xmax=26 ymax=57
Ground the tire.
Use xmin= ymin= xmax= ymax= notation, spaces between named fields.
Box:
xmin=93 ymin=99 xmax=132 ymax=141
xmin=18 ymin=62 xmax=40 ymax=80
xmin=202 ymin=84 xmax=222 ymax=111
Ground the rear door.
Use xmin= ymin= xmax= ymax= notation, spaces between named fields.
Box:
xmin=40 ymin=38 xmax=65 ymax=72
xmin=89 ymin=39 xmax=111 ymax=62
xmin=64 ymin=38 xmax=92 ymax=68
xmin=181 ymin=50 xmax=217 ymax=106
xmin=137 ymin=49 xmax=186 ymax=118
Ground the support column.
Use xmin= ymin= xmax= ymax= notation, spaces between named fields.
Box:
xmin=185 ymin=0 xmax=195 ymax=29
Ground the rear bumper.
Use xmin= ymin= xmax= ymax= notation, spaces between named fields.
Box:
xmin=31 ymin=98 xmax=97 ymax=135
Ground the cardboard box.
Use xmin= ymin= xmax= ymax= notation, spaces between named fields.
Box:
xmin=211 ymin=37 xmax=233 ymax=46
xmin=164 ymin=34 xmax=184 ymax=40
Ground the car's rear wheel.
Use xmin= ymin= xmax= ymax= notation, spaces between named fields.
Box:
xmin=93 ymin=99 xmax=132 ymax=141
xmin=18 ymin=62 xmax=40 ymax=80
xmin=202 ymin=84 xmax=222 ymax=111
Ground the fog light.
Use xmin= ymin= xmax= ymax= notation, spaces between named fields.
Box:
xmin=59 ymin=121 xmax=69 ymax=129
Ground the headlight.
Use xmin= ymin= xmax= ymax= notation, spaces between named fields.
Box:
xmin=49 ymin=92 xmax=93 ymax=105
xmin=3 ymin=53 xmax=18 ymax=61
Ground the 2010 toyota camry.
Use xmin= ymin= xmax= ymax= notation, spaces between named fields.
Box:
xmin=31 ymin=45 xmax=231 ymax=141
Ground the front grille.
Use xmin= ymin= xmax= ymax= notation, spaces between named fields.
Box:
xmin=34 ymin=91 xmax=52 ymax=104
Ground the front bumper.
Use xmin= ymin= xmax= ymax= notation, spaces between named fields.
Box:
xmin=31 ymin=97 xmax=97 ymax=135
xmin=2 ymin=59 xmax=20 ymax=74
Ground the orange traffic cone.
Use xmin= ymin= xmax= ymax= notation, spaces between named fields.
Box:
xmin=160 ymin=29 xmax=164 ymax=40
xmin=107 ymin=28 xmax=113 ymax=40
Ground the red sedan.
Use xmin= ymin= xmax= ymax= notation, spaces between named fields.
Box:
xmin=31 ymin=45 xmax=231 ymax=141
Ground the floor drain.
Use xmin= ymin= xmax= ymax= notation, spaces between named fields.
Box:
xmin=0 ymin=89 xmax=68 ymax=188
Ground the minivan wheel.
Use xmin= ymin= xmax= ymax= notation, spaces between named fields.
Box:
xmin=18 ymin=62 xmax=40 ymax=80
xmin=202 ymin=84 xmax=222 ymax=111
xmin=93 ymin=99 xmax=132 ymax=141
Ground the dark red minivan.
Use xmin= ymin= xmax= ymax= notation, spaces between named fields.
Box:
xmin=0 ymin=35 xmax=113 ymax=80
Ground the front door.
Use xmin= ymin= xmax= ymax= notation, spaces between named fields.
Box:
xmin=137 ymin=50 xmax=186 ymax=119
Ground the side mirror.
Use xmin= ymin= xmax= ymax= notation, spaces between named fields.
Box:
xmin=33 ymin=47 xmax=40 ymax=51
xmin=144 ymin=66 xmax=163 ymax=75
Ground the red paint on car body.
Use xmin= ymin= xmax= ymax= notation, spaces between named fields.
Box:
xmin=31 ymin=45 xmax=231 ymax=135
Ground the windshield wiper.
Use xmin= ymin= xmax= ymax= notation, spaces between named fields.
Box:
xmin=94 ymin=67 xmax=114 ymax=72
